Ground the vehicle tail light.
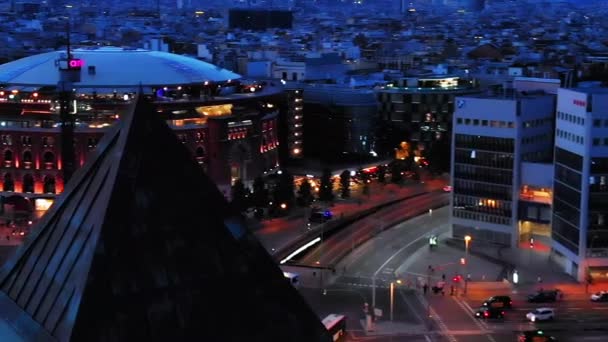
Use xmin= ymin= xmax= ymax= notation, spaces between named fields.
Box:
xmin=484 ymin=311 xmax=489 ymax=317
xmin=502 ymin=311 xmax=505 ymax=315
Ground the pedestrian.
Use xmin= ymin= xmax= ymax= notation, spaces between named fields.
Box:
xmin=442 ymin=274 xmax=446 ymax=281
xmin=423 ymin=283 xmax=429 ymax=295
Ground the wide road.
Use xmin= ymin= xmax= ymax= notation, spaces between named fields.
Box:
xmin=296 ymin=191 xmax=450 ymax=268
xmin=255 ymin=178 xmax=448 ymax=256
xmin=301 ymin=204 xmax=608 ymax=342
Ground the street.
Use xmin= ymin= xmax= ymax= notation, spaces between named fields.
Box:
xmin=289 ymin=204 xmax=608 ymax=342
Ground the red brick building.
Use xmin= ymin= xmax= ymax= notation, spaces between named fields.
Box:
xmin=0 ymin=47 xmax=285 ymax=210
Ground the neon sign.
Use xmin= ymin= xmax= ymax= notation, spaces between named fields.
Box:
xmin=69 ymin=59 xmax=84 ymax=69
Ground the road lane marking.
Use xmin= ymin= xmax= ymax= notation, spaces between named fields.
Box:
xmin=415 ymin=293 xmax=457 ymax=342
xmin=452 ymin=297 xmax=489 ymax=332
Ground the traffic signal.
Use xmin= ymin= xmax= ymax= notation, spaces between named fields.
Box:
xmin=529 ymin=237 xmax=534 ymax=249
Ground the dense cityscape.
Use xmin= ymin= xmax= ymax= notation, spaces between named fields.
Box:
xmin=0 ymin=0 xmax=607 ymax=341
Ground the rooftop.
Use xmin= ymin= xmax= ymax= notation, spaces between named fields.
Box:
xmin=0 ymin=47 xmax=241 ymax=88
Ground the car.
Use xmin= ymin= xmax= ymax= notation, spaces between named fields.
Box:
xmin=590 ymin=291 xmax=608 ymax=302
xmin=309 ymin=210 xmax=332 ymax=224
xmin=525 ymin=308 xmax=555 ymax=322
xmin=527 ymin=290 xmax=558 ymax=303
xmin=474 ymin=306 xmax=504 ymax=319
xmin=518 ymin=330 xmax=558 ymax=342
xmin=483 ymin=295 xmax=512 ymax=309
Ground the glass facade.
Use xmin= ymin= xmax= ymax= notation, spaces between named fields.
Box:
xmin=552 ymin=147 xmax=582 ymax=254
xmin=453 ymin=134 xmax=514 ymax=226
xmin=588 ymin=158 xmax=608 ymax=256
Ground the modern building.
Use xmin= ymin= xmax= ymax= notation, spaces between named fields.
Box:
xmin=228 ymin=9 xmax=293 ymax=30
xmin=0 ymin=47 xmax=288 ymax=208
xmin=300 ymin=83 xmax=377 ymax=162
xmin=450 ymin=85 xmax=556 ymax=247
xmin=284 ymin=87 xmax=304 ymax=159
xmin=551 ymin=87 xmax=608 ymax=282
xmin=375 ymin=75 xmax=480 ymax=169
xmin=0 ymin=95 xmax=331 ymax=342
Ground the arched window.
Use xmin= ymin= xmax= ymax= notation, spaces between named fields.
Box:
xmin=43 ymin=176 xmax=56 ymax=194
xmin=23 ymin=174 xmax=34 ymax=193
xmin=43 ymin=151 xmax=55 ymax=164
xmin=4 ymin=149 xmax=13 ymax=162
xmin=22 ymin=150 xmax=32 ymax=163
xmin=3 ymin=173 xmax=14 ymax=192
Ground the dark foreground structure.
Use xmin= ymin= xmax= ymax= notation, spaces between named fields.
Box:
xmin=0 ymin=95 xmax=331 ymax=342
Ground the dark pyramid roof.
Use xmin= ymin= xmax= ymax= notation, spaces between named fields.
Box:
xmin=0 ymin=96 xmax=331 ymax=342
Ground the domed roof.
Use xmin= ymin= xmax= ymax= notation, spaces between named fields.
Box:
xmin=0 ymin=47 xmax=241 ymax=88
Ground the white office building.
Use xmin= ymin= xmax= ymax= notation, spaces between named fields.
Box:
xmin=552 ymin=88 xmax=608 ymax=282
xmin=451 ymin=85 xmax=556 ymax=247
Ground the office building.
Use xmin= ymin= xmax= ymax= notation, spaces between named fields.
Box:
xmin=376 ymin=75 xmax=480 ymax=168
xmin=451 ymin=83 xmax=556 ymax=247
xmin=551 ymin=88 xmax=608 ymax=282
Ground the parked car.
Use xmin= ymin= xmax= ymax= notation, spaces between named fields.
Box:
xmin=475 ymin=306 xmax=504 ymax=319
xmin=482 ymin=295 xmax=512 ymax=309
xmin=590 ymin=291 xmax=608 ymax=302
xmin=527 ymin=290 xmax=558 ymax=303
xmin=525 ymin=308 xmax=555 ymax=322
xmin=518 ymin=330 xmax=558 ymax=342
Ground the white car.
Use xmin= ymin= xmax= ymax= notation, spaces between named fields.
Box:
xmin=590 ymin=291 xmax=608 ymax=302
xmin=526 ymin=308 xmax=555 ymax=322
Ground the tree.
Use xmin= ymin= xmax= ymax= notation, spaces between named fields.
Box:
xmin=339 ymin=170 xmax=351 ymax=199
xmin=377 ymin=165 xmax=386 ymax=183
xmin=273 ymin=171 xmax=295 ymax=205
xmin=360 ymin=171 xmax=371 ymax=196
xmin=252 ymin=176 xmax=268 ymax=208
xmin=390 ymin=161 xmax=404 ymax=184
xmin=318 ymin=168 xmax=334 ymax=202
xmin=297 ymin=179 xmax=313 ymax=206
xmin=230 ymin=179 xmax=248 ymax=213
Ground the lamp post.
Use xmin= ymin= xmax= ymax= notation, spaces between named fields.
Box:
xmin=389 ymin=279 xmax=402 ymax=321
xmin=464 ymin=235 xmax=471 ymax=295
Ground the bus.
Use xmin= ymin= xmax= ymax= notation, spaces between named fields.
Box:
xmin=322 ymin=314 xmax=346 ymax=342
xmin=283 ymin=272 xmax=300 ymax=287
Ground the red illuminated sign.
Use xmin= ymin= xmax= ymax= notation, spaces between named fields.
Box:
xmin=573 ymin=99 xmax=586 ymax=107
xmin=69 ymin=59 xmax=84 ymax=69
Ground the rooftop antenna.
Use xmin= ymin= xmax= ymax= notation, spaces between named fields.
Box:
xmin=57 ymin=12 xmax=78 ymax=185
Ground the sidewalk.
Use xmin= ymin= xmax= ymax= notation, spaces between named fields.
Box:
xmin=396 ymin=232 xmax=504 ymax=287
xmin=449 ymin=236 xmax=608 ymax=298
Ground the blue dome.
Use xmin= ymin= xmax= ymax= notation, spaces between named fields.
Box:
xmin=0 ymin=47 xmax=241 ymax=88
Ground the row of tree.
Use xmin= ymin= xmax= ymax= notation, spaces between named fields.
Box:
xmin=230 ymin=162 xmax=418 ymax=218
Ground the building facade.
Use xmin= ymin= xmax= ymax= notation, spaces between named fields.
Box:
xmin=551 ymin=88 xmax=608 ymax=282
xmin=0 ymin=47 xmax=285 ymax=210
xmin=300 ymin=84 xmax=377 ymax=161
xmin=451 ymin=90 xmax=555 ymax=247
xmin=375 ymin=76 xmax=480 ymax=169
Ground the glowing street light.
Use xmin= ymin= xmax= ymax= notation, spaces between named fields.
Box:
xmin=464 ymin=235 xmax=472 ymax=294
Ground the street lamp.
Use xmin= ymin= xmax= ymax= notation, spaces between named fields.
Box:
xmin=464 ymin=235 xmax=471 ymax=295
